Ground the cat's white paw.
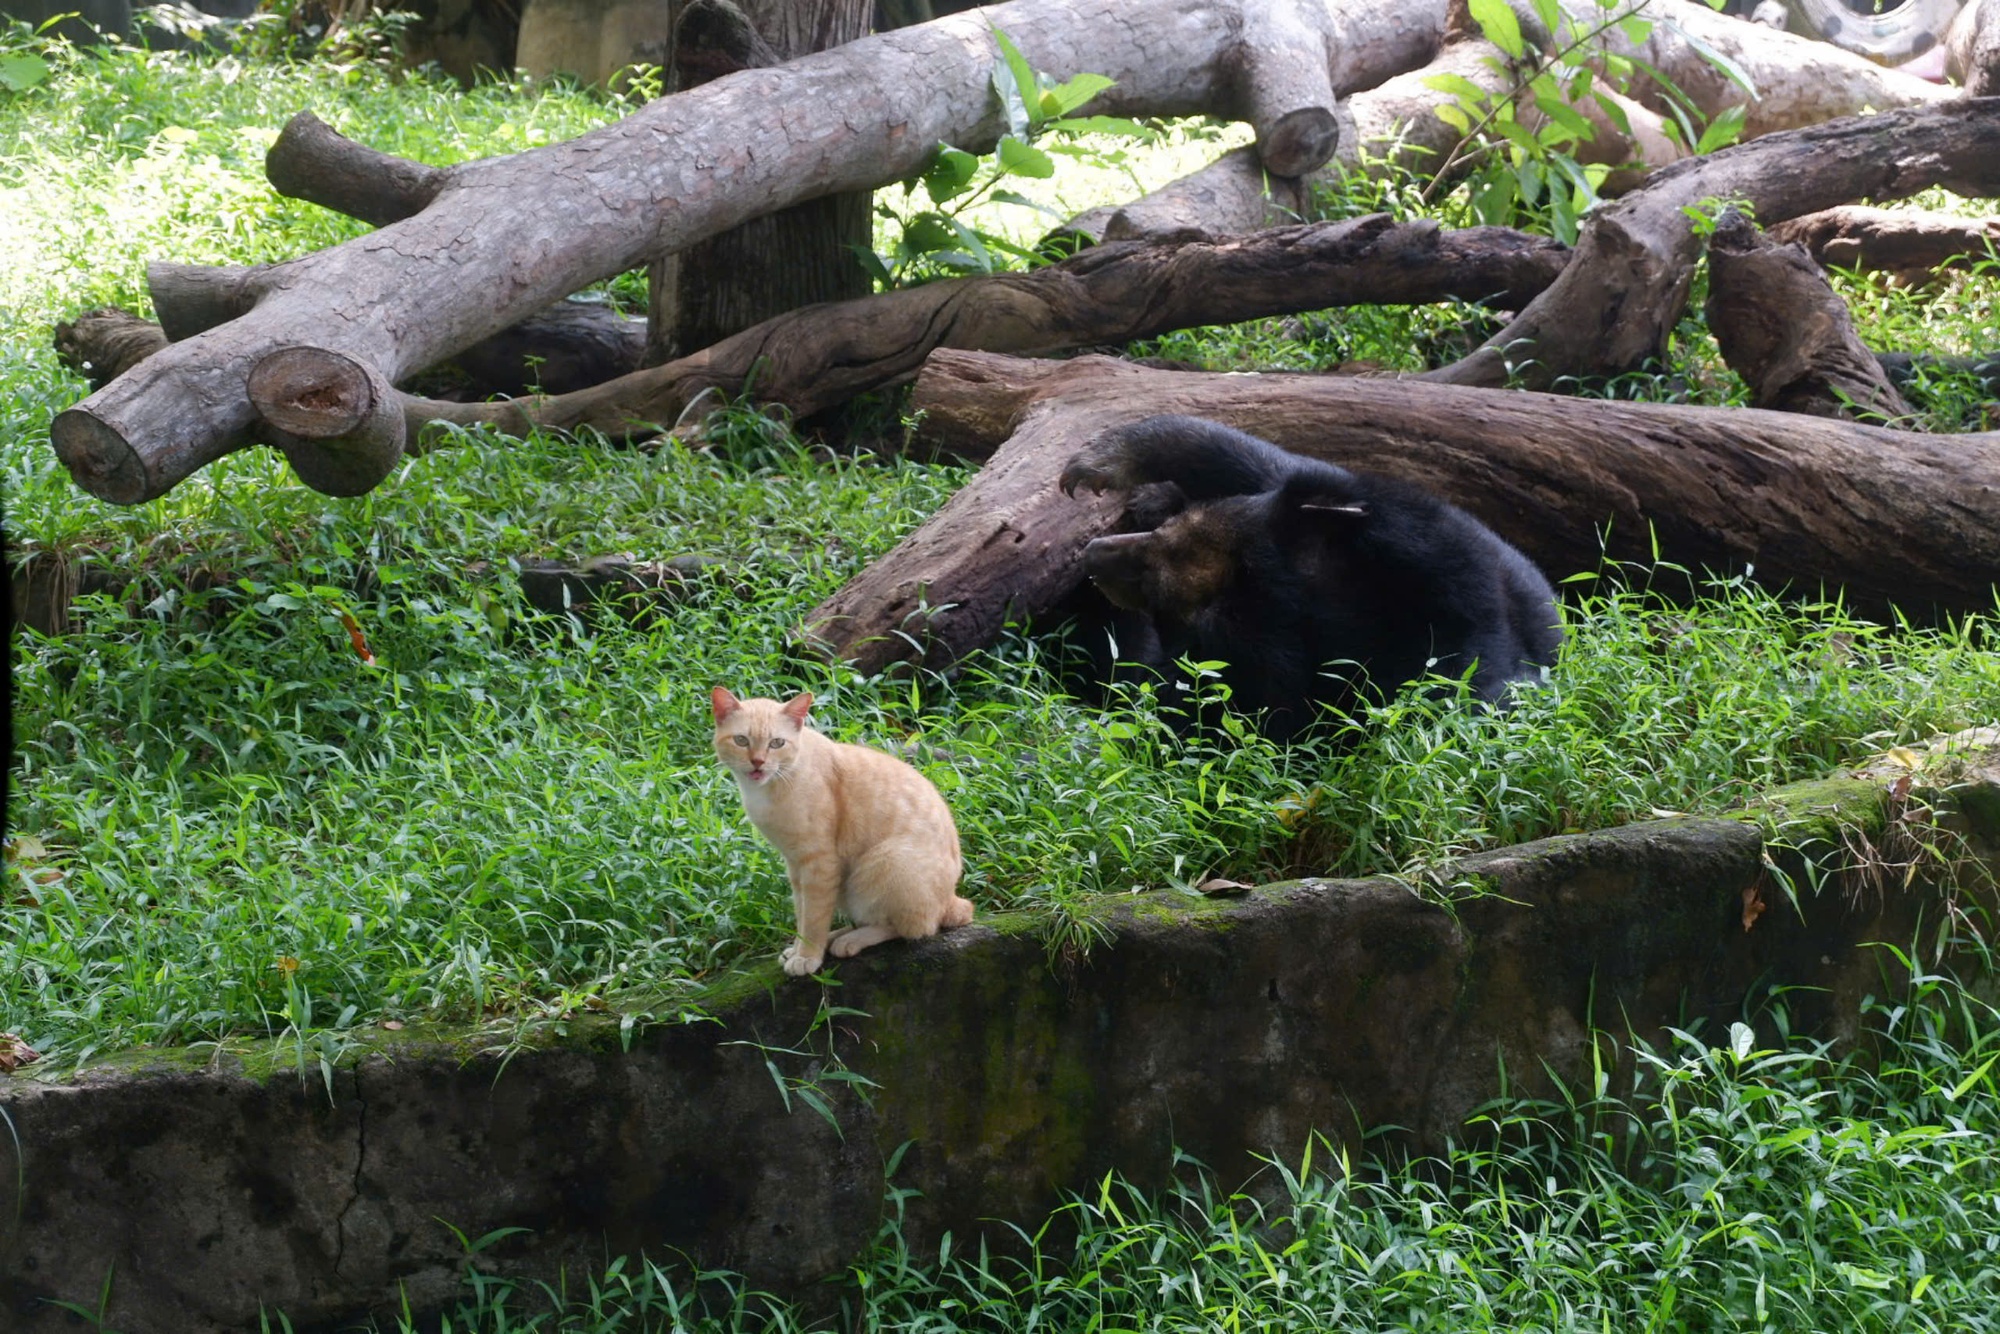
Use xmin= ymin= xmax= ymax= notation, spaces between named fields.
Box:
xmin=780 ymin=944 xmax=823 ymax=976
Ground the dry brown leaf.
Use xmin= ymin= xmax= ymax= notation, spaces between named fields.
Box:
xmin=1741 ymin=881 xmax=1768 ymax=933
xmin=1196 ymin=878 xmax=1253 ymax=897
xmin=0 ymin=1032 xmax=42 ymax=1073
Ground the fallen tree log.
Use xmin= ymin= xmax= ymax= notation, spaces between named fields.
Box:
xmin=146 ymin=261 xmax=647 ymax=397
xmin=50 ymin=0 xmax=1452 ymax=505
xmin=397 ymin=214 xmax=1570 ymax=441
xmin=1702 ymin=209 xmax=1913 ymax=420
xmin=1426 ymin=98 xmax=2000 ymax=389
xmin=801 ymin=350 xmax=2000 ymax=675
xmin=1767 ymin=205 xmax=2000 ymax=280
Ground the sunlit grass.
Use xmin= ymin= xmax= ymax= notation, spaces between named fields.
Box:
xmin=5 ymin=35 xmax=2000 ymax=1071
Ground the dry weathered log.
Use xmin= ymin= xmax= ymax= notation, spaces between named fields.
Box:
xmin=801 ymin=350 xmax=2000 ymax=675
xmin=1427 ymin=99 xmax=2000 ymax=390
xmin=53 ymin=0 xmax=1449 ymax=505
xmin=401 ymin=215 xmax=1572 ymax=441
xmin=1949 ymin=0 xmax=2000 ymax=95
xmin=52 ymin=308 xmax=168 ymax=390
xmin=1703 ymin=209 xmax=1913 ymax=420
xmin=1768 ymin=205 xmax=2000 ymax=279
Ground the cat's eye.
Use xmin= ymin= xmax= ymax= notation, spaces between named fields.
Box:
xmin=768 ymin=738 xmax=786 ymax=748
xmin=732 ymin=735 xmax=750 ymax=747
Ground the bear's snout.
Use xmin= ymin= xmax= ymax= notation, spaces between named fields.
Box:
xmin=1081 ymin=532 xmax=1153 ymax=611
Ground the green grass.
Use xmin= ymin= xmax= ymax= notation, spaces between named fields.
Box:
xmin=290 ymin=958 xmax=2000 ymax=1333
xmin=6 ymin=35 xmax=2000 ymax=1072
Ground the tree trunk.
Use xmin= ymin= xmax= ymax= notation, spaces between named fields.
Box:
xmin=52 ymin=0 xmax=1449 ymax=505
xmin=1767 ymin=205 xmax=2000 ymax=280
xmin=399 ymin=214 xmax=1570 ymax=441
xmin=646 ymin=0 xmax=875 ymax=366
xmin=801 ymin=350 xmax=2000 ymax=675
xmin=1702 ymin=209 xmax=1913 ymax=421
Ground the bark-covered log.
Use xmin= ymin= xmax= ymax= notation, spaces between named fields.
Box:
xmin=401 ymin=215 xmax=1571 ymax=442
xmin=1768 ymin=205 xmax=2000 ymax=279
xmin=1426 ymin=99 xmax=2000 ymax=390
xmin=146 ymin=266 xmax=649 ymax=397
xmin=801 ymin=350 xmax=2000 ymax=675
xmin=1703 ymin=209 xmax=1913 ymax=420
xmin=52 ymin=0 xmax=1449 ymax=505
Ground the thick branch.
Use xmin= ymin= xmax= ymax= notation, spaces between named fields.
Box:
xmin=803 ymin=350 xmax=2000 ymax=674
xmin=264 ymin=110 xmax=450 ymax=227
xmin=1236 ymin=4 xmax=1341 ymax=177
xmin=1703 ymin=210 xmax=1912 ymax=420
xmin=403 ymin=215 xmax=1572 ymax=441
xmin=1426 ymin=99 xmax=2000 ymax=389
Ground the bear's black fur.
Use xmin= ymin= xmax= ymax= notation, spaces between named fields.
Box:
xmin=1059 ymin=414 xmax=1562 ymax=739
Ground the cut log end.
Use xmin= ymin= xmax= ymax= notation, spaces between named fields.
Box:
xmin=49 ymin=407 xmax=151 ymax=505
xmin=1257 ymin=105 xmax=1339 ymax=179
xmin=248 ymin=346 xmax=407 ymax=496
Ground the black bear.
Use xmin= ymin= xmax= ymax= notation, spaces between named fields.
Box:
xmin=1058 ymin=414 xmax=1562 ymax=739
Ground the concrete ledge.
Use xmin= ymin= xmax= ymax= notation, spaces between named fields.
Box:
xmin=5 ymin=734 xmax=1998 ymax=1331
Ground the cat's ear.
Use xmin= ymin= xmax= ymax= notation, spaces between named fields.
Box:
xmin=780 ymin=693 xmax=814 ymax=724
xmin=710 ymin=687 xmax=741 ymax=723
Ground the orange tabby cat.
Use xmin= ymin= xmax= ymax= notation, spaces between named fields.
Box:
xmin=711 ymin=688 xmax=973 ymax=976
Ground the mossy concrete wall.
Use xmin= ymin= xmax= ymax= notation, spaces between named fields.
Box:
xmin=5 ymin=737 xmax=1998 ymax=1332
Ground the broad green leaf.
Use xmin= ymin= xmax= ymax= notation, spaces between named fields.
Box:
xmin=1469 ymin=0 xmax=1526 ymax=59
xmin=1591 ymin=89 xmax=1633 ymax=138
xmin=996 ymin=135 xmax=1055 ymax=179
xmin=1423 ymin=71 xmax=1493 ymax=106
xmin=1040 ymin=70 xmax=1113 ymax=119
xmin=1047 ymin=113 xmax=1158 ymax=141
xmin=1668 ymin=18 xmax=1759 ymax=97
xmin=1533 ymin=92 xmax=1595 ymax=144
xmin=1530 ymin=0 xmax=1562 ymax=36
xmin=1432 ymin=102 xmax=1473 ymax=134
xmin=1496 ymin=118 xmax=1543 ymax=156
xmin=989 ymin=188 xmax=1064 ymax=219
xmin=921 ymin=146 xmax=979 ymax=204
xmin=849 ymin=243 xmax=894 ymax=288
xmin=989 ymin=25 xmax=1040 ymax=133
xmin=0 ymin=53 xmax=49 ymax=93
xmin=1618 ymin=16 xmax=1654 ymax=47
xmin=901 ymin=212 xmax=959 ymax=256
xmin=944 ymin=215 xmax=995 ymax=271
xmin=1695 ymin=102 xmax=1747 ymax=155
xmin=1515 ymin=156 xmax=1545 ymax=208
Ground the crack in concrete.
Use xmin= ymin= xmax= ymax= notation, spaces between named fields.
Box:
xmin=333 ymin=1065 xmax=367 ymax=1281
